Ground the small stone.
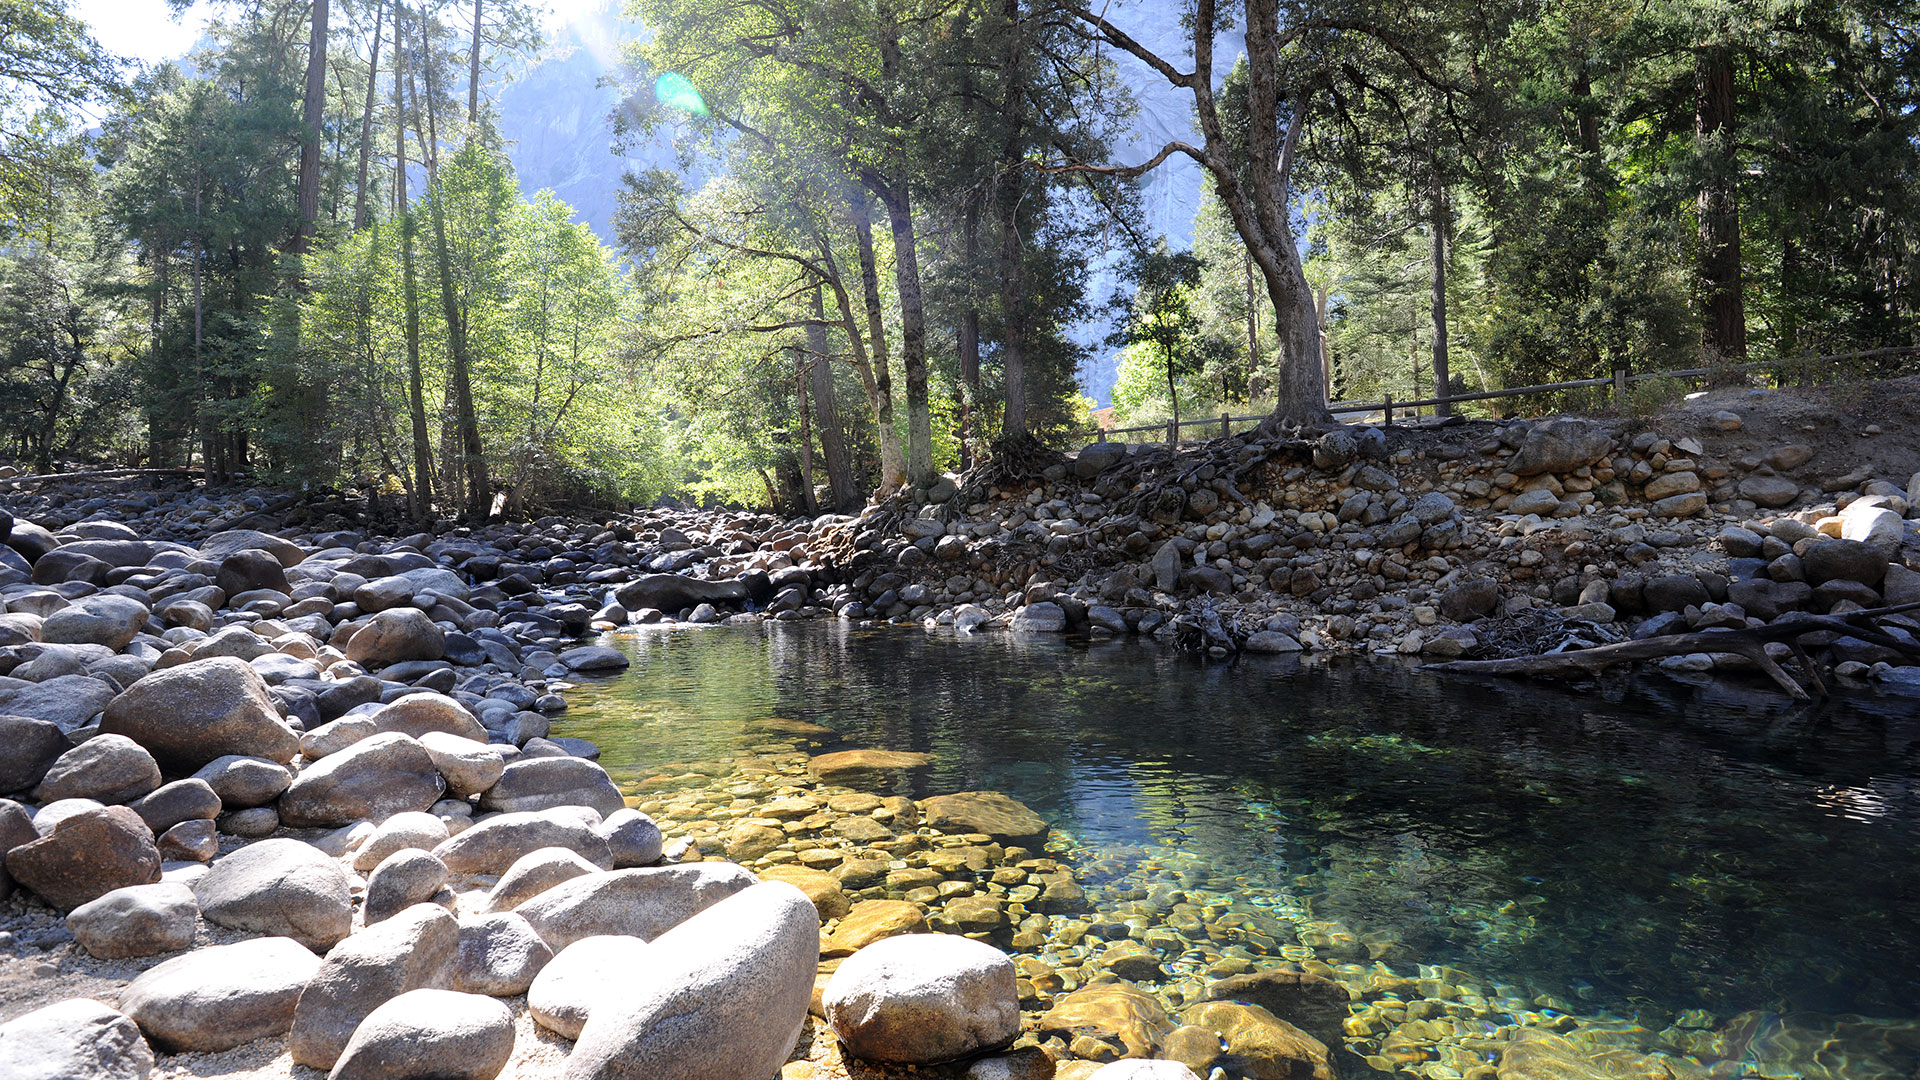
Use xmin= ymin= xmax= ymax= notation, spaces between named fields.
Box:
xmin=364 ymin=849 xmax=450 ymax=925
xmin=453 ymin=912 xmax=553 ymax=997
xmin=66 ymin=881 xmax=197 ymax=959
xmin=599 ymin=808 xmax=663 ymax=868
xmin=823 ymin=933 xmax=1020 ymax=1063
xmin=34 ymin=734 xmax=161 ymax=806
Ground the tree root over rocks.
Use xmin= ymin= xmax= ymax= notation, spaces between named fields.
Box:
xmin=1423 ymin=602 xmax=1920 ymax=702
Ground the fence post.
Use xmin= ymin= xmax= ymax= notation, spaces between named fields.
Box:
xmin=1166 ymin=419 xmax=1178 ymax=447
xmin=1384 ymin=393 xmax=1394 ymax=427
xmin=1612 ymin=365 xmax=1628 ymax=398
xmin=1097 ymin=428 xmax=1107 ymax=444
xmin=1220 ymin=411 xmax=1231 ymax=439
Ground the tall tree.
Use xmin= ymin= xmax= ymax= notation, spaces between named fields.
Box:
xmin=292 ymin=0 xmax=330 ymax=253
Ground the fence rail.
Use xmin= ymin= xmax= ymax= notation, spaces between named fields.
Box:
xmin=1088 ymin=346 xmax=1920 ymax=445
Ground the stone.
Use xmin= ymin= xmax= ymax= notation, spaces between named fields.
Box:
xmin=126 ymin=779 xmax=221 ymax=835
xmin=199 ymin=529 xmax=306 ymax=567
xmin=280 ymin=732 xmax=445 ymax=828
xmin=562 ymin=882 xmax=818 ymax=1080
xmin=515 ymin=862 xmax=758 ymax=950
xmin=1802 ymin=539 xmax=1888 ymax=587
xmin=1643 ymin=574 xmax=1710 ymax=613
xmin=529 ymin=934 xmax=652 ymax=1038
xmin=329 ymin=988 xmax=515 ymax=1080
xmin=1244 ymin=631 xmax=1302 ymax=654
xmin=157 ymin=818 xmax=218 ymax=862
xmin=1151 ymin=541 xmax=1183 ymax=592
xmin=194 ymin=837 xmax=353 ymax=951
xmin=219 ymin=806 xmax=280 ymax=838
xmin=1883 ymin=564 xmax=1920 ymax=607
xmin=31 ymin=549 xmax=112 ymax=586
xmin=99 ymin=657 xmax=298 ymax=772
xmin=40 ymin=595 xmax=149 ymax=651
xmin=344 ymin=608 xmax=447 ymax=669
xmin=364 ymin=849 xmax=450 ymax=925
xmin=600 ymin=808 xmax=663 ymax=868
xmin=612 ymin=575 xmax=748 ymax=614
xmin=486 ymin=846 xmax=601 ymax=912
xmin=0 ymin=674 xmax=117 ymax=733
xmin=66 ymin=881 xmax=197 ymax=959
xmin=560 ymin=645 xmax=629 ymax=673
xmin=808 ymin=749 xmax=931 ymax=785
xmin=417 ymin=732 xmax=506 ymax=798
xmin=921 ymin=791 xmax=1049 ymax=847
xmin=1508 ymin=489 xmax=1561 ymax=516
xmin=1652 ymin=492 xmax=1707 ymax=518
xmin=758 ymin=865 xmax=850 ymax=920
xmin=433 ymin=810 xmax=612 ymax=875
xmin=367 ymin=694 xmax=488 ymax=743
xmin=119 ymin=936 xmax=322 ymax=1052
xmin=5 ymin=805 xmax=160 ymax=910
xmin=824 ymin=899 xmax=932 ymax=956
xmin=0 ymin=713 xmax=67 ymax=794
xmin=453 ymin=912 xmax=553 ymax=997
xmin=1841 ymin=503 xmax=1906 ymax=546
xmin=1011 ymin=602 xmax=1067 ymax=633
xmin=34 ymin=734 xmax=161 ymax=805
xmin=824 ymin=933 xmax=1020 ymax=1063
xmin=1200 ymin=968 xmax=1351 ymax=1051
xmin=353 ymin=811 xmax=452 ymax=871
xmin=1180 ymin=1002 xmax=1333 ymax=1080
xmin=1643 ymin=471 xmax=1700 ymax=500
xmin=477 ymin=755 xmax=624 ymax=818
xmin=215 ymin=549 xmax=290 ymax=599
xmin=1740 ymin=475 xmax=1800 ymax=508
xmin=1075 ymin=442 xmax=1127 ymax=478
xmin=1038 ymin=984 xmax=1175 ymax=1060
xmin=1509 ymin=419 xmax=1611 ymax=476
xmin=1439 ymin=579 xmax=1499 ymax=622
xmin=0 ymin=998 xmax=154 ymax=1080
xmin=290 ymin=902 xmax=460 ymax=1069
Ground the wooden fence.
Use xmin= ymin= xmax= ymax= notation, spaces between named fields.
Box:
xmin=1088 ymin=346 xmax=1920 ymax=446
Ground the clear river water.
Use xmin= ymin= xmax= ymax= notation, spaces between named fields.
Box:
xmin=554 ymin=623 xmax=1920 ymax=1079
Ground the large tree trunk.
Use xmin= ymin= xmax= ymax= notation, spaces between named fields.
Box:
xmin=467 ymin=0 xmax=482 ymax=128
xmin=395 ymin=0 xmax=433 ymax=521
xmin=1695 ymin=42 xmax=1746 ymax=365
xmin=808 ymin=286 xmax=858 ymax=512
xmin=793 ymin=347 xmax=817 ymax=515
xmin=1430 ymin=184 xmax=1450 ymax=416
xmin=352 ymin=5 xmax=384 ymax=231
xmin=850 ymin=194 xmax=905 ymax=489
xmin=866 ymin=176 xmax=934 ymax=486
xmin=292 ymin=0 xmax=330 ymax=254
xmin=957 ymin=197 xmax=981 ymax=465
xmin=996 ymin=192 xmax=1028 ymax=438
xmin=421 ymin=18 xmax=490 ymax=520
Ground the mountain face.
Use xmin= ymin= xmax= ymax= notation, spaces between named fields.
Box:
xmin=499 ymin=2 xmax=1210 ymax=406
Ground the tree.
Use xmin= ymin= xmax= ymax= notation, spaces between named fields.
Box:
xmin=0 ymin=0 xmax=122 ymax=238
xmin=1109 ymin=246 xmax=1230 ymax=440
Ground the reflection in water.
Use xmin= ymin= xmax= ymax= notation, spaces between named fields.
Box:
xmin=558 ymin=623 xmax=1920 ymax=1066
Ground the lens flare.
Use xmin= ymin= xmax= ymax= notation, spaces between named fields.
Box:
xmin=655 ymin=73 xmax=708 ymax=116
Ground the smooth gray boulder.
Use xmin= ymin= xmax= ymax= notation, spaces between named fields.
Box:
xmin=600 ymin=808 xmax=663 ymax=868
xmin=476 ymin=756 xmax=624 ymax=818
xmin=367 ymin=693 xmax=487 ymax=743
xmin=559 ymin=645 xmax=629 ymax=673
xmin=125 ymin=778 xmax=220 ymax=835
xmin=40 ymin=594 xmax=150 ymax=651
xmin=279 ymin=731 xmax=445 ymax=828
xmin=0 ymin=674 xmax=117 ymax=733
xmin=562 ymin=881 xmax=819 ymax=1080
xmin=190 ymin=754 xmax=293 ymax=808
xmin=485 ymin=846 xmax=601 ymax=913
xmin=290 ymin=902 xmax=460 ymax=1070
xmin=1508 ymin=418 xmax=1613 ymax=475
xmin=99 ymin=657 xmax=298 ymax=771
xmin=157 ymin=818 xmax=217 ymax=863
xmin=453 ymin=912 xmax=553 ymax=997
xmin=198 ymin=528 xmax=307 ymax=568
xmin=0 ymin=713 xmax=67 ymax=794
xmin=194 ymin=837 xmax=353 ymax=951
xmin=417 ymin=732 xmax=505 ymax=798
xmin=5 ymin=804 xmax=160 ymax=910
xmin=433 ymin=809 xmax=611 ymax=876
xmin=0 ymin=998 xmax=154 ymax=1080
xmin=352 ymin=811 xmax=451 ymax=872
xmin=343 ymin=608 xmax=446 ymax=668
xmin=822 ymin=933 xmax=1021 ymax=1063
xmin=612 ymin=575 xmax=747 ymax=613
xmin=66 ymin=881 xmax=197 ymax=959
xmin=34 ymin=734 xmax=161 ymax=805
xmin=528 ymin=934 xmax=651 ymax=1039
xmin=515 ymin=862 xmax=758 ymax=950
xmin=119 ymin=936 xmax=322 ymax=1051
xmin=0 ymin=797 xmax=36 ymax=900
xmin=329 ymin=989 xmax=515 ymax=1080
xmin=363 ymin=848 xmax=450 ymax=925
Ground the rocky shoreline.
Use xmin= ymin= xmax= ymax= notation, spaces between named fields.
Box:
xmin=3 ymin=387 xmax=1919 ymax=1080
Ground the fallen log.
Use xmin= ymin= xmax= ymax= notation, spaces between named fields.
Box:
xmin=1422 ymin=602 xmax=1920 ymax=701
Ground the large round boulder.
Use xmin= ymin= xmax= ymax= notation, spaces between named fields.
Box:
xmin=515 ymin=863 xmax=758 ymax=951
xmin=99 ymin=656 xmax=298 ymax=772
xmin=118 ymin=936 xmax=322 ymax=1052
xmin=39 ymin=594 xmax=150 ymax=651
xmin=529 ymin=934 xmax=651 ymax=1038
xmin=0 ymin=998 xmax=154 ymax=1080
xmin=289 ymin=902 xmax=459 ymax=1070
xmin=368 ymin=693 xmax=487 ymax=742
xmin=453 ymin=911 xmax=553 ymax=997
xmin=345 ymin=608 xmax=447 ymax=669
xmin=562 ymin=882 xmax=819 ymax=1080
xmin=330 ymin=989 xmax=515 ymax=1080
xmin=0 ymin=713 xmax=67 ymax=795
xmin=823 ymin=933 xmax=1021 ymax=1063
xmin=33 ymin=734 xmax=161 ymax=806
xmin=4 ymin=804 xmax=160 ymax=911
xmin=477 ymin=756 xmax=625 ymax=818
xmin=214 ymin=548 xmax=290 ymax=599
xmin=278 ymin=731 xmax=445 ymax=828
xmin=66 ymin=881 xmax=198 ymax=959
xmin=433 ymin=809 xmax=611 ymax=876
xmin=193 ymin=837 xmax=352 ymax=951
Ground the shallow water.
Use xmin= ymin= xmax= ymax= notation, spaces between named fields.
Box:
xmin=557 ymin=623 xmax=1920 ymax=1075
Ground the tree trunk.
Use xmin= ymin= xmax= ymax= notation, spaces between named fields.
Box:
xmin=867 ymin=176 xmax=934 ymax=485
xmin=1695 ymin=42 xmax=1746 ymax=365
xmin=996 ymin=192 xmax=1027 ymax=438
xmin=957 ymin=196 xmax=981 ymax=465
xmin=352 ymin=5 xmax=384 ymax=231
xmin=793 ymin=347 xmax=817 ymax=514
xmin=421 ymin=18 xmax=490 ymax=520
xmin=808 ymin=285 xmax=857 ymax=512
xmin=850 ymin=194 xmax=905 ymax=488
xmin=395 ymin=0 xmax=433 ymax=521
xmin=1430 ymin=184 xmax=1450 ymax=416
xmin=467 ymin=0 xmax=482 ymax=131
xmin=292 ymin=0 xmax=330 ymax=254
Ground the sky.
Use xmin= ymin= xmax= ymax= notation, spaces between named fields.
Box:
xmin=68 ymin=0 xmax=612 ymax=67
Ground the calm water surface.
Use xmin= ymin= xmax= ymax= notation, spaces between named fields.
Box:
xmin=556 ymin=623 xmax=1920 ymax=1074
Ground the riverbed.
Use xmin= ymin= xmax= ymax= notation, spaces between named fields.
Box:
xmin=556 ymin=624 xmax=1920 ymax=1079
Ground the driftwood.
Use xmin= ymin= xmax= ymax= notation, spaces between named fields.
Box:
xmin=1423 ymin=601 xmax=1920 ymax=701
